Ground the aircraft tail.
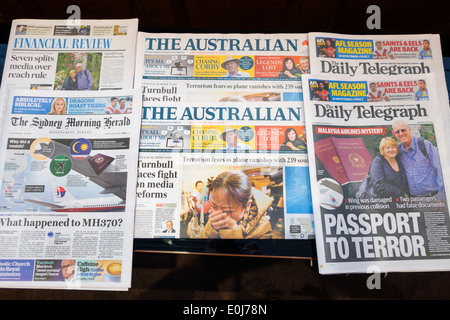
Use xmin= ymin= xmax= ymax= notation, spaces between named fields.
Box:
xmin=53 ymin=185 xmax=75 ymax=203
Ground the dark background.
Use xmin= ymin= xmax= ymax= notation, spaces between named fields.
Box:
xmin=1 ymin=0 xmax=450 ymax=300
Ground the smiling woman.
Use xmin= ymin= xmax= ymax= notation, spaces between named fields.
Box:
xmin=368 ymin=137 xmax=410 ymax=198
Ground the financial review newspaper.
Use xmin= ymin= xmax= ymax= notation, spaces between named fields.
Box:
xmin=0 ymin=89 xmax=142 ymax=290
xmin=303 ymin=73 xmax=450 ymax=274
xmin=134 ymin=32 xmax=313 ymax=240
xmin=0 ymin=18 xmax=139 ymax=124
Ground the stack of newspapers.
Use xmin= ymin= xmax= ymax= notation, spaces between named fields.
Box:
xmin=0 ymin=20 xmax=449 ymax=290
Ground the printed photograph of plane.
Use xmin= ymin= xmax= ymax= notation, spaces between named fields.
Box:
xmin=25 ymin=139 xmax=127 ymax=212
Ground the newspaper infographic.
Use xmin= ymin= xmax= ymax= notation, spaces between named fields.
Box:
xmin=0 ymin=19 xmax=139 ymax=124
xmin=308 ymin=32 xmax=450 ymax=159
xmin=0 ymin=89 xmax=142 ymax=290
xmin=135 ymin=101 xmax=312 ymax=240
xmin=303 ymin=73 xmax=450 ymax=274
xmin=134 ymin=33 xmax=313 ymax=239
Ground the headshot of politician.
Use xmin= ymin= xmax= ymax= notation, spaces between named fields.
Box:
xmin=48 ymin=97 xmax=67 ymax=115
xmin=199 ymin=170 xmax=273 ymax=239
xmin=220 ymin=126 xmax=250 ymax=151
xmin=392 ymin=120 xmax=446 ymax=201
xmin=298 ymin=57 xmax=310 ymax=74
xmin=221 ymin=56 xmax=251 ymax=77
xmin=61 ymin=259 xmax=76 ymax=282
xmin=369 ymin=137 xmax=410 ymax=198
xmin=162 ymin=220 xmax=175 ymax=233
xmin=75 ymin=63 xmax=93 ymax=90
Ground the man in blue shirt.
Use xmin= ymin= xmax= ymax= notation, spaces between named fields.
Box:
xmin=414 ymin=79 xmax=429 ymax=100
xmin=418 ymin=39 xmax=432 ymax=59
xmin=392 ymin=120 xmax=446 ymax=201
xmin=75 ymin=63 xmax=93 ymax=90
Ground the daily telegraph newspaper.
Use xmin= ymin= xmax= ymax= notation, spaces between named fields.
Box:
xmin=0 ymin=19 xmax=138 ymax=124
xmin=303 ymin=73 xmax=450 ymax=274
xmin=0 ymin=89 xmax=142 ymax=290
xmin=134 ymin=32 xmax=309 ymax=103
xmin=135 ymin=101 xmax=312 ymax=240
xmin=308 ymin=32 xmax=450 ymax=155
xmin=134 ymin=33 xmax=313 ymax=240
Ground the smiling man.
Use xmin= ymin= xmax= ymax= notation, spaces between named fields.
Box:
xmin=221 ymin=56 xmax=250 ymax=77
xmin=392 ymin=120 xmax=446 ymax=201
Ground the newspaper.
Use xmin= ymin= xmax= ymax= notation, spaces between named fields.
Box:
xmin=303 ymin=73 xmax=450 ymax=274
xmin=134 ymin=32 xmax=313 ymax=240
xmin=308 ymin=32 xmax=450 ymax=155
xmin=0 ymin=88 xmax=142 ymax=290
xmin=134 ymin=32 xmax=309 ymax=103
xmin=0 ymin=19 xmax=139 ymax=124
xmin=135 ymin=101 xmax=312 ymax=240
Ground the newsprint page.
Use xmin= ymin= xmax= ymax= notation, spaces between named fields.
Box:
xmin=303 ymin=73 xmax=450 ymax=274
xmin=0 ymin=18 xmax=139 ymax=124
xmin=134 ymin=32 xmax=313 ymax=240
xmin=0 ymin=89 xmax=142 ymax=290
xmin=308 ymin=32 xmax=450 ymax=166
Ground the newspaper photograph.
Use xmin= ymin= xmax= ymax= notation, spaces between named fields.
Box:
xmin=0 ymin=89 xmax=142 ymax=290
xmin=302 ymin=73 xmax=450 ymax=274
xmin=308 ymin=32 xmax=450 ymax=149
xmin=134 ymin=101 xmax=313 ymax=240
xmin=0 ymin=19 xmax=139 ymax=124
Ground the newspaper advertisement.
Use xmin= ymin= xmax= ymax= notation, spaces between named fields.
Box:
xmin=0 ymin=89 xmax=142 ymax=290
xmin=134 ymin=32 xmax=309 ymax=103
xmin=303 ymin=73 xmax=450 ymax=274
xmin=0 ymin=19 xmax=139 ymax=124
xmin=135 ymin=101 xmax=312 ymax=240
xmin=133 ymin=32 xmax=313 ymax=239
xmin=308 ymin=32 xmax=450 ymax=162
xmin=135 ymin=32 xmax=310 ymax=81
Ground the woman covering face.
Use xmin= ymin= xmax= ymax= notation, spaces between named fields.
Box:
xmin=199 ymin=170 xmax=273 ymax=239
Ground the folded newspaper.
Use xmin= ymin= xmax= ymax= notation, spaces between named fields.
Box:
xmin=133 ymin=32 xmax=314 ymax=240
xmin=308 ymin=32 xmax=450 ymax=152
xmin=0 ymin=89 xmax=142 ymax=290
xmin=303 ymin=73 xmax=450 ymax=274
xmin=0 ymin=19 xmax=139 ymax=124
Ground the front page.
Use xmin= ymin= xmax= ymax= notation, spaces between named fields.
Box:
xmin=136 ymin=101 xmax=312 ymax=240
xmin=303 ymin=73 xmax=450 ymax=274
xmin=0 ymin=19 xmax=139 ymax=124
xmin=308 ymin=32 xmax=450 ymax=162
xmin=134 ymin=32 xmax=313 ymax=240
xmin=0 ymin=89 xmax=141 ymax=289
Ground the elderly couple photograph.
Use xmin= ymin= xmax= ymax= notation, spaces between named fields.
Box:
xmin=357 ymin=120 xmax=446 ymax=202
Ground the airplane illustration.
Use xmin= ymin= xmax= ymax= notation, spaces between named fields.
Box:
xmin=25 ymin=139 xmax=127 ymax=212
xmin=25 ymin=186 xmax=125 ymax=212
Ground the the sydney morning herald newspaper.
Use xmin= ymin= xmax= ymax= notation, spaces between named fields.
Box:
xmin=134 ymin=33 xmax=313 ymax=240
xmin=303 ymin=73 xmax=450 ymax=274
xmin=308 ymin=32 xmax=450 ymax=159
xmin=0 ymin=89 xmax=142 ymax=290
xmin=0 ymin=19 xmax=138 ymax=124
